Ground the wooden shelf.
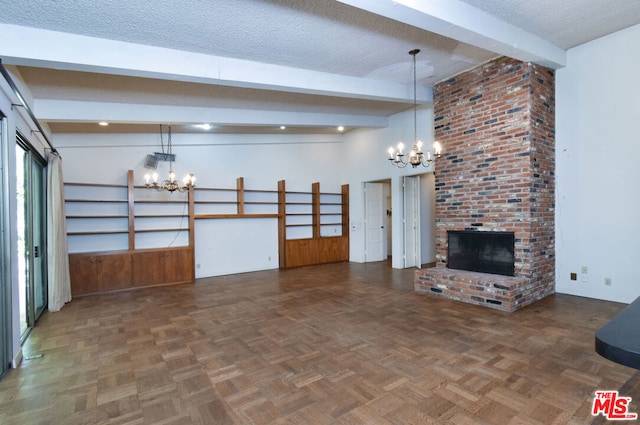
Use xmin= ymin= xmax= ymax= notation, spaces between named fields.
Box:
xmin=245 ymin=189 xmax=278 ymax=194
xmin=195 ymin=213 xmax=279 ymax=220
xmin=65 ymin=199 xmax=127 ymax=203
xmin=66 ymin=215 xmax=128 ymax=219
xmin=65 ymin=182 xmax=126 ymax=188
xmin=244 ymin=201 xmax=278 ymax=205
xmin=135 ymin=214 xmax=189 ymax=218
xmin=68 ymin=230 xmax=129 ymax=236
xmin=194 ymin=187 xmax=237 ymax=192
xmin=194 ymin=200 xmax=238 ymax=205
xmin=134 ymin=228 xmax=190 ymax=233
xmin=134 ymin=199 xmax=189 ymax=204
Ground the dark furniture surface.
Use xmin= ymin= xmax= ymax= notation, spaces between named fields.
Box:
xmin=596 ymin=295 xmax=640 ymax=370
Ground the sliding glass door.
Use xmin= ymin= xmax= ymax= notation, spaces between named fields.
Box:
xmin=16 ymin=135 xmax=47 ymax=341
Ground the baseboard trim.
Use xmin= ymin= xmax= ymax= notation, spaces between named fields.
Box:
xmin=11 ymin=348 xmax=22 ymax=368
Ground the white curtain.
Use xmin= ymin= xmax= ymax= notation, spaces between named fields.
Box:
xmin=47 ymin=152 xmax=72 ymax=311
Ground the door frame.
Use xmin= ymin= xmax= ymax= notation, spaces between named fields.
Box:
xmin=0 ymin=113 xmax=9 ymax=377
xmin=364 ymin=182 xmax=386 ymax=262
xmin=403 ymin=175 xmax=421 ymax=268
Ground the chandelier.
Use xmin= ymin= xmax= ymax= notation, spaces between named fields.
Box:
xmin=144 ymin=125 xmax=196 ymax=193
xmin=387 ymin=49 xmax=442 ymax=168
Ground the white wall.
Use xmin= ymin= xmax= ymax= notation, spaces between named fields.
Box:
xmin=556 ymin=23 xmax=640 ymax=304
xmin=342 ymin=107 xmax=437 ymax=268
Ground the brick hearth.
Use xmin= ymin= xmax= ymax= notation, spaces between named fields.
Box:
xmin=415 ymin=57 xmax=555 ymax=312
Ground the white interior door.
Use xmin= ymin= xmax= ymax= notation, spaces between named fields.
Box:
xmin=403 ymin=176 xmax=421 ymax=268
xmin=364 ymin=182 xmax=385 ymax=262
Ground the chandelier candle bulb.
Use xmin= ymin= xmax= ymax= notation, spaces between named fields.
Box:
xmin=434 ymin=141 xmax=442 ymax=156
xmin=183 ymin=173 xmax=195 ymax=185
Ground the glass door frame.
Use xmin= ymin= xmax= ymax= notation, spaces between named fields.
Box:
xmin=16 ymin=133 xmax=47 ymax=343
xmin=0 ymin=113 xmax=9 ymax=378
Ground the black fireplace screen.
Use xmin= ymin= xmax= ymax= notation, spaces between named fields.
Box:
xmin=447 ymin=231 xmax=515 ymax=276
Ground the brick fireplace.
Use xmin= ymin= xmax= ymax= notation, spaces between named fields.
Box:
xmin=414 ymin=57 xmax=555 ymax=312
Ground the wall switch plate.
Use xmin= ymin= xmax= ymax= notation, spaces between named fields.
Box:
xmin=570 ymin=273 xmax=577 ymax=281
xmin=581 ymin=266 xmax=588 ymax=274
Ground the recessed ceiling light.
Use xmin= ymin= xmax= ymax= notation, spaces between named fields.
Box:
xmin=98 ymin=121 xmax=109 ymax=126
xmin=280 ymin=125 xmax=286 ymax=130
xmin=194 ymin=123 xmax=213 ymax=130
xmin=337 ymin=126 xmax=345 ymax=132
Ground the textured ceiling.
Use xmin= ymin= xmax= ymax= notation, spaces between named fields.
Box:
xmin=0 ymin=0 xmax=639 ymax=135
xmin=1 ymin=0 xmax=493 ymax=83
xmin=459 ymin=0 xmax=640 ymax=49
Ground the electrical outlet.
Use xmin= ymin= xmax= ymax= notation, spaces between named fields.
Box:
xmin=605 ymin=278 xmax=612 ymax=286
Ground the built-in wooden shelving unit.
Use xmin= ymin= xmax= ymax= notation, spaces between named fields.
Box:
xmin=65 ymin=171 xmax=349 ymax=296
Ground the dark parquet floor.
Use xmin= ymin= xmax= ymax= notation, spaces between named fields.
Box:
xmin=0 ymin=261 xmax=637 ymax=424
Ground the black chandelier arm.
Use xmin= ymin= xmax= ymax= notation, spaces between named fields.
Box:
xmin=388 ymin=157 xmax=408 ymax=168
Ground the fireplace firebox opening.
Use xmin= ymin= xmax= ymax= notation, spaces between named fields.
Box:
xmin=447 ymin=231 xmax=515 ymax=276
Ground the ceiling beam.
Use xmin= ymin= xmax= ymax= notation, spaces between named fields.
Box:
xmin=335 ymin=0 xmax=566 ymax=69
xmin=0 ymin=24 xmax=432 ymax=104
xmin=34 ymin=99 xmax=390 ymax=128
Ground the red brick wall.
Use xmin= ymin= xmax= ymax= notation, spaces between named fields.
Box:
xmin=429 ymin=56 xmax=555 ymax=310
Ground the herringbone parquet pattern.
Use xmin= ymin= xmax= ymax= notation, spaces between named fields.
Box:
xmin=0 ymin=261 xmax=637 ymax=424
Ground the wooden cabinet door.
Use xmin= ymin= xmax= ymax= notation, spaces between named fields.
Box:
xmin=320 ymin=237 xmax=341 ymax=263
xmin=69 ymin=254 xmax=100 ymax=296
xmin=98 ymin=252 xmax=132 ymax=292
xmin=69 ymin=252 xmax=132 ymax=295
xmin=163 ymin=248 xmax=194 ymax=284
xmin=285 ymin=239 xmax=319 ymax=268
xmin=132 ymin=251 xmax=165 ymax=287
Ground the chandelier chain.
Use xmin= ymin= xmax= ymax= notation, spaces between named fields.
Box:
xmin=413 ymin=50 xmax=417 ymax=145
xmin=386 ymin=48 xmax=442 ymax=168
